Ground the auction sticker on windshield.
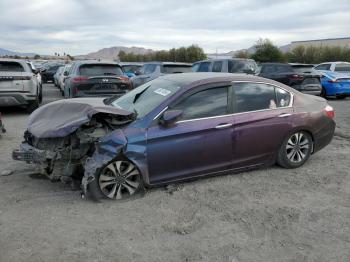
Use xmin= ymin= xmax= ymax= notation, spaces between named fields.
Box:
xmin=154 ymin=88 xmax=171 ymax=96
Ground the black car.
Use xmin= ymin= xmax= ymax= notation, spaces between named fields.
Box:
xmin=258 ymin=63 xmax=322 ymax=95
xmin=64 ymin=61 xmax=132 ymax=98
xmin=41 ymin=63 xmax=64 ymax=83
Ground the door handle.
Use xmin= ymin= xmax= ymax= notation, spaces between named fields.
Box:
xmin=278 ymin=113 xmax=292 ymax=118
xmin=215 ymin=123 xmax=233 ymax=129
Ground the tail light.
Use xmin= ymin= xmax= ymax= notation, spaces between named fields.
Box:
xmin=324 ymin=105 xmax=335 ymax=119
xmin=118 ymin=76 xmax=133 ymax=90
xmin=328 ymin=79 xmax=339 ymax=83
xmin=289 ymin=74 xmax=304 ymax=81
xmin=72 ymin=76 xmax=89 ymax=83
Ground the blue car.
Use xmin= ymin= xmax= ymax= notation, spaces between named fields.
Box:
xmin=314 ymin=62 xmax=350 ymax=99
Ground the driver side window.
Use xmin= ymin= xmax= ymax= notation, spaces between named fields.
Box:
xmin=172 ymin=86 xmax=228 ymax=121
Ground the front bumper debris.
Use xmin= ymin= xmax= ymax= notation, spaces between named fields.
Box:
xmin=12 ymin=143 xmax=57 ymax=163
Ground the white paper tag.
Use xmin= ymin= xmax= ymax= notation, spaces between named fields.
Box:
xmin=154 ymin=88 xmax=171 ymax=96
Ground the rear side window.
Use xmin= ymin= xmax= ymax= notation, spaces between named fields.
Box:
xmin=275 ymin=65 xmax=292 ymax=73
xmin=79 ymin=64 xmax=123 ymax=76
xmin=261 ymin=65 xmax=275 ymax=74
xmin=212 ymin=61 xmax=223 ymax=72
xmin=162 ymin=65 xmax=192 ymax=74
xmin=228 ymin=60 xmax=253 ymax=73
xmin=197 ymin=62 xmax=211 ymax=72
xmin=315 ymin=64 xmax=331 ymax=71
xmin=292 ymin=66 xmax=318 ymax=74
xmin=173 ymin=86 xmax=228 ymax=120
xmin=334 ymin=63 xmax=350 ymax=72
xmin=234 ymin=82 xmax=290 ymax=113
xmin=0 ymin=61 xmax=24 ymax=72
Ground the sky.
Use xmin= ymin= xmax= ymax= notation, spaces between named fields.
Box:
xmin=0 ymin=0 xmax=349 ymax=55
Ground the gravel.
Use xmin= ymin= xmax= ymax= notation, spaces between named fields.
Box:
xmin=0 ymin=84 xmax=349 ymax=262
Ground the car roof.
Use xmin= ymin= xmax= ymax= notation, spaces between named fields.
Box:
xmin=143 ymin=62 xmax=192 ymax=66
xmin=194 ymin=58 xmax=255 ymax=63
xmin=160 ymin=72 xmax=286 ymax=88
xmin=73 ymin=60 xmax=122 ymax=66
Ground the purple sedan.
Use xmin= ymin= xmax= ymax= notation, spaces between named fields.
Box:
xmin=12 ymin=73 xmax=335 ymax=201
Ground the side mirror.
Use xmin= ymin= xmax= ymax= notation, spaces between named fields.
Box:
xmin=159 ymin=110 xmax=183 ymax=127
xmin=40 ymin=69 xmax=46 ymax=73
xmin=64 ymin=71 xmax=69 ymax=76
xmin=135 ymin=70 xmax=141 ymax=76
xmin=32 ymin=69 xmax=39 ymax=74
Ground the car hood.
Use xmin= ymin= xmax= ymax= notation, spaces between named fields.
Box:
xmin=27 ymin=97 xmax=134 ymax=138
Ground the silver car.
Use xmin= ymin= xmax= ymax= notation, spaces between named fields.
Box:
xmin=0 ymin=59 xmax=41 ymax=112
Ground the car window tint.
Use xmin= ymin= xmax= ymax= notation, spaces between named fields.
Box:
xmin=261 ymin=65 xmax=275 ymax=74
xmin=276 ymin=88 xmax=291 ymax=107
xmin=212 ymin=61 xmax=223 ymax=72
xmin=192 ymin=63 xmax=200 ymax=72
xmin=0 ymin=62 xmax=24 ymax=72
xmin=234 ymin=82 xmax=277 ymax=113
xmin=173 ymin=87 xmax=228 ymax=120
xmin=315 ymin=64 xmax=331 ymax=70
xmin=197 ymin=62 xmax=211 ymax=72
xmin=334 ymin=63 xmax=350 ymax=72
xmin=140 ymin=64 xmax=157 ymax=74
xmin=275 ymin=65 xmax=292 ymax=73
xmin=79 ymin=64 xmax=123 ymax=76
xmin=162 ymin=65 xmax=192 ymax=74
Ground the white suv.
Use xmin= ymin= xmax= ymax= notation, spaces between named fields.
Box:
xmin=0 ymin=59 xmax=41 ymax=112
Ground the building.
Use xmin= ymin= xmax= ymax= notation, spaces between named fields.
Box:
xmin=290 ymin=37 xmax=350 ymax=49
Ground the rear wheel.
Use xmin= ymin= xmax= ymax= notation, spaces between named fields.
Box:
xmin=336 ymin=95 xmax=346 ymax=99
xmin=89 ymin=158 xmax=143 ymax=200
xmin=277 ymin=131 xmax=313 ymax=168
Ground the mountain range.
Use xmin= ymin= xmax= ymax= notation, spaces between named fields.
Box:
xmin=0 ymin=48 xmax=37 ymax=57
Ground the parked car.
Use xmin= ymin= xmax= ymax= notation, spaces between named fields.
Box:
xmin=258 ymin=63 xmax=322 ymax=95
xmin=192 ymin=58 xmax=258 ymax=74
xmin=53 ymin=66 xmax=64 ymax=87
xmin=0 ymin=112 xmax=6 ymax=137
xmin=12 ymin=73 xmax=335 ymax=201
xmin=120 ymin=63 xmax=143 ymax=78
xmin=41 ymin=63 xmax=63 ymax=83
xmin=26 ymin=61 xmax=43 ymax=103
xmin=0 ymin=59 xmax=41 ymax=112
xmin=58 ymin=64 xmax=71 ymax=96
xmin=64 ymin=61 xmax=132 ymax=98
xmin=131 ymin=62 xmax=192 ymax=88
xmin=314 ymin=62 xmax=350 ymax=99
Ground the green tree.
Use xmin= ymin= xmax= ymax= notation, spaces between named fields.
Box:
xmin=34 ymin=54 xmax=41 ymax=59
xmin=251 ymin=38 xmax=284 ymax=62
xmin=234 ymin=50 xmax=249 ymax=59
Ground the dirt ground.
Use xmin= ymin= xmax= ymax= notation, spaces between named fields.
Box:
xmin=0 ymin=84 xmax=349 ymax=262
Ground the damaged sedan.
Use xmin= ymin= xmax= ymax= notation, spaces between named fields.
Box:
xmin=12 ymin=73 xmax=335 ymax=200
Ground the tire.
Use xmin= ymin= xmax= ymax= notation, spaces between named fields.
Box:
xmin=38 ymin=85 xmax=43 ymax=104
xmin=88 ymin=157 xmax=144 ymax=201
xmin=320 ymin=87 xmax=327 ymax=98
xmin=336 ymin=95 xmax=346 ymax=99
xmin=277 ymin=131 xmax=313 ymax=169
xmin=26 ymin=97 xmax=40 ymax=113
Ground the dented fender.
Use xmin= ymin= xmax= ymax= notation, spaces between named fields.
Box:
xmin=82 ymin=127 xmax=149 ymax=195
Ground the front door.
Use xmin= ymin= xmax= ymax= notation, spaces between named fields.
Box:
xmin=146 ymin=85 xmax=234 ymax=184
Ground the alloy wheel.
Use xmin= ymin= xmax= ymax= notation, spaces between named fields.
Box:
xmin=99 ymin=160 xmax=141 ymax=200
xmin=286 ymin=132 xmax=311 ymax=163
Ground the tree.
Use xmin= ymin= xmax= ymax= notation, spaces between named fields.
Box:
xmin=251 ymin=38 xmax=284 ymax=62
xmin=234 ymin=50 xmax=249 ymax=59
xmin=34 ymin=54 xmax=41 ymax=59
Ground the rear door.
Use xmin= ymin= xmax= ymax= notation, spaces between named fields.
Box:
xmin=146 ymin=84 xmax=235 ymax=184
xmin=0 ymin=61 xmax=25 ymax=91
xmin=231 ymin=82 xmax=294 ymax=167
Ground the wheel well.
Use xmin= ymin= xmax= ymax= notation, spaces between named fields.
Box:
xmin=300 ymin=129 xmax=315 ymax=153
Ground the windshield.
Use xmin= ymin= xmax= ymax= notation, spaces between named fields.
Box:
xmin=139 ymin=64 xmax=157 ymax=75
xmin=111 ymin=78 xmax=181 ymax=119
xmin=122 ymin=65 xmax=141 ymax=73
xmin=162 ymin=65 xmax=192 ymax=74
xmin=79 ymin=64 xmax=123 ymax=76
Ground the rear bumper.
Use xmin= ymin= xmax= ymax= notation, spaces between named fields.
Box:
xmin=323 ymin=82 xmax=350 ymax=96
xmin=12 ymin=143 xmax=56 ymax=163
xmin=0 ymin=92 xmax=36 ymax=106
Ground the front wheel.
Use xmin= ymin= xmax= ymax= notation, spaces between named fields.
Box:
xmin=88 ymin=158 xmax=143 ymax=200
xmin=277 ymin=131 xmax=313 ymax=169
